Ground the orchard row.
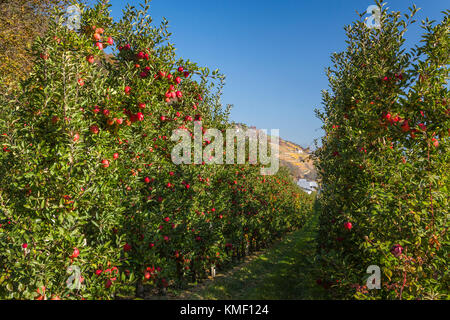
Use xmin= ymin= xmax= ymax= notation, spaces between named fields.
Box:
xmin=314 ymin=3 xmax=449 ymax=300
xmin=0 ymin=1 xmax=314 ymax=299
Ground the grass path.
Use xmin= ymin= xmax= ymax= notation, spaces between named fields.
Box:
xmin=172 ymin=213 xmax=327 ymax=300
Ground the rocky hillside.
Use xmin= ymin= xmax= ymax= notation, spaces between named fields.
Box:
xmin=277 ymin=137 xmax=316 ymax=180
xmin=234 ymin=123 xmax=317 ymax=181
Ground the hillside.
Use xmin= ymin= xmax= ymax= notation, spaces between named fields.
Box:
xmin=277 ymin=137 xmax=317 ymax=181
xmin=234 ymin=123 xmax=317 ymax=181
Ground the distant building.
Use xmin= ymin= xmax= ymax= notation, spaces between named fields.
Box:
xmin=297 ymin=179 xmax=318 ymax=194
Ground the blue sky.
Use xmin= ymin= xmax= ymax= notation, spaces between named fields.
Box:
xmin=87 ymin=0 xmax=448 ymax=148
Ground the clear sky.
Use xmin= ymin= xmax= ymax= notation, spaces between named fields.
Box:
xmin=86 ymin=0 xmax=448 ymax=148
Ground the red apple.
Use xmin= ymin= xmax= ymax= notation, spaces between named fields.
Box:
xmin=391 ymin=244 xmax=403 ymax=257
xmin=432 ymin=138 xmax=439 ymax=147
xmin=93 ymin=33 xmax=102 ymax=41
xmin=101 ymin=159 xmax=110 ymax=168
xmin=130 ymin=114 xmax=138 ymax=123
xmin=90 ymin=125 xmax=99 ymax=134
xmin=137 ymin=51 xmax=145 ymax=60
xmin=401 ymin=120 xmax=410 ymax=132
xmin=72 ymin=247 xmax=80 ymax=258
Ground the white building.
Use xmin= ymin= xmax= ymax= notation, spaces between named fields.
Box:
xmin=297 ymin=179 xmax=318 ymax=194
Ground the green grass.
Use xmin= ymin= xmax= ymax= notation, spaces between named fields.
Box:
xmin=173 ymin=213 xmax=328 ymax=300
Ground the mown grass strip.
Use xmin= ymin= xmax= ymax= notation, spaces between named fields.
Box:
xmin=172 ymin=213 xmax=327 ymax=300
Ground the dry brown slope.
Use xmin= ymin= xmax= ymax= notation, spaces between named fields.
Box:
xmin=233 ymin=123 xmax=316 ymax=180
xmin=277 ymin=137 xmax=316 ymax=180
